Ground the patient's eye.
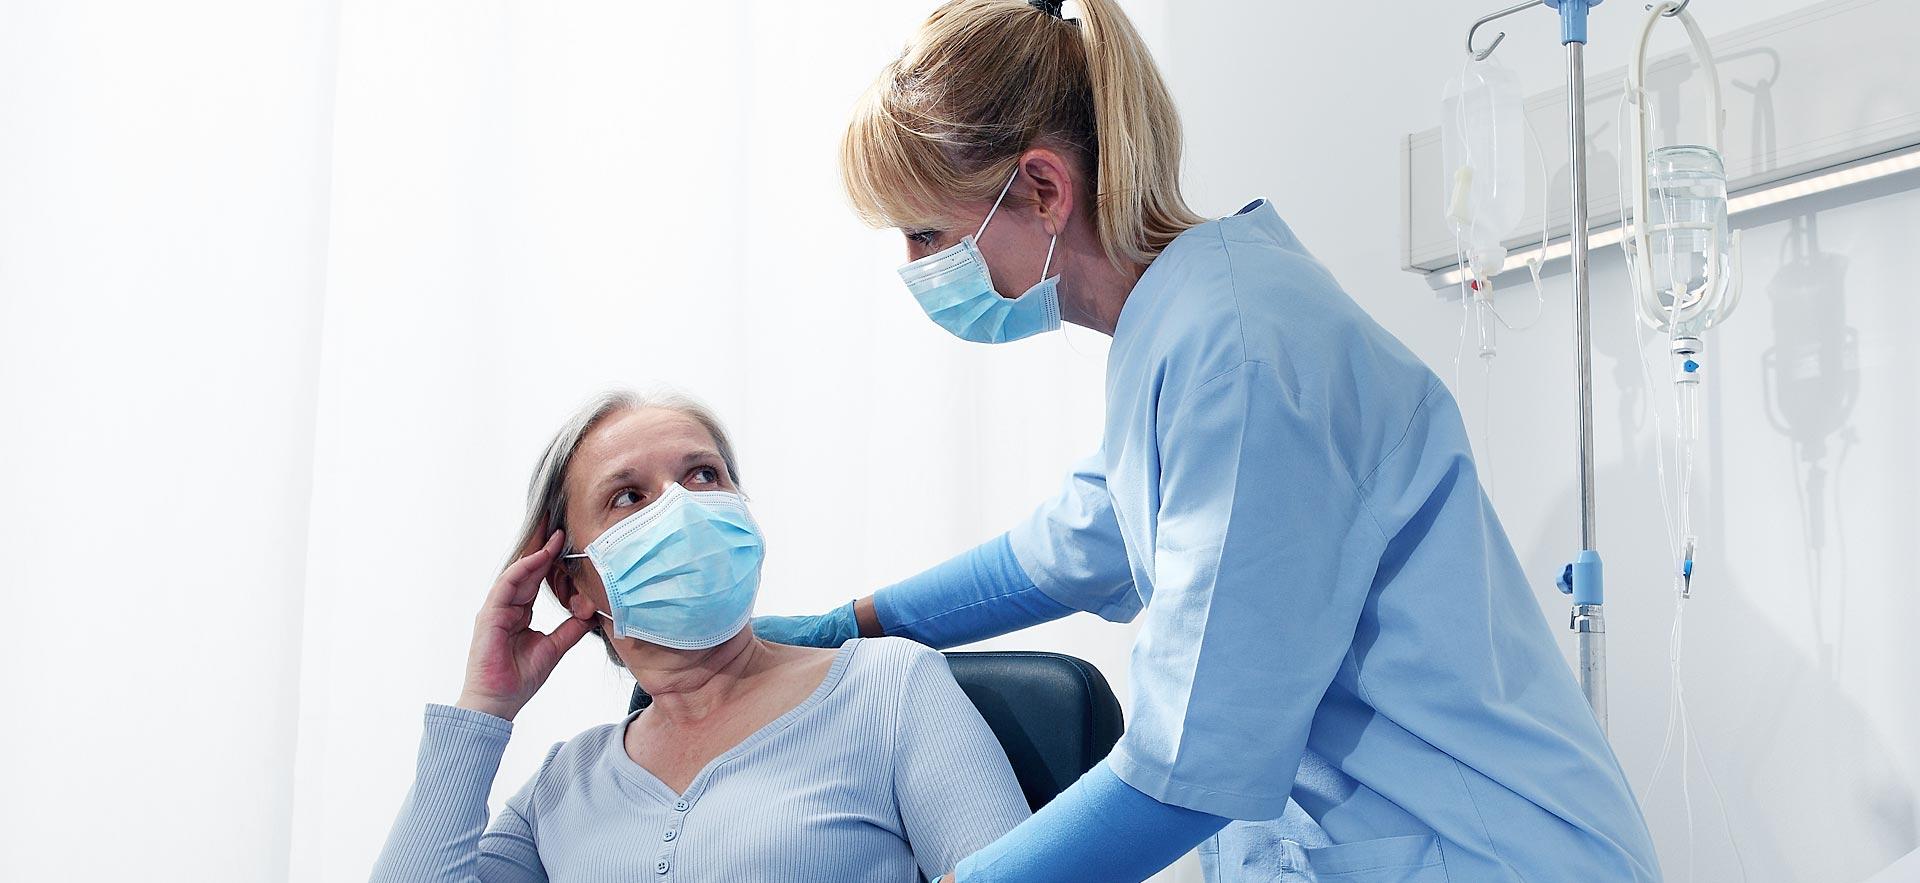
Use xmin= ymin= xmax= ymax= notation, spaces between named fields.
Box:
xmin=905 ymin=229 xmax=941 ymax=247
xmin=611 ymin=489 xmax=642 ymax=509
xmin=688 ymin=466 xmax=720 ymax=487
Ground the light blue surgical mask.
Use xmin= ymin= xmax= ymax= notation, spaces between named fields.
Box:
xmin=899 ymin=167 xmax=1061 ymax=344
xmin=563 ymin=483 xmax=764 ymax=650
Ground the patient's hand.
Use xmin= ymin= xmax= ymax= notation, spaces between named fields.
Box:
xmin=455 ymin=530 xmax=596 ymax=721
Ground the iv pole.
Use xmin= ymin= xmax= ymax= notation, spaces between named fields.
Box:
xmin=1466 ymin=0 xmax=1609 ymax=734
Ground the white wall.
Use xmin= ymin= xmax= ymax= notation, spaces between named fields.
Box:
xmin=1155 ymin=2 xmax=1918 ymax=880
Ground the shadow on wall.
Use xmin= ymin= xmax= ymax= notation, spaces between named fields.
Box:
xmin=1523 ymin=209 xmax=1912 ymax=883
xmin=1760 ymin=216 xmax=1859 ymax=675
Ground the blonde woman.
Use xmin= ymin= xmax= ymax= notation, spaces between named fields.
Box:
xmin=754 ymin=0 xmax=1660 ymax=880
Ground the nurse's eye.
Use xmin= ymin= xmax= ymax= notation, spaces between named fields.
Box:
xmin=688 ymin=466 xmax=720 ymax=486
xmin=905 ymin=229 xmax=941 ymax=247
xmin=611 ymin=489 xmax=643 ymax=509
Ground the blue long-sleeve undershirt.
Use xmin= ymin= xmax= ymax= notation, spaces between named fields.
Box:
xmin=954 ymin=759 xmax=1230 ymax=883
xmin=872 ymin=534 xmax=1075 ymax=649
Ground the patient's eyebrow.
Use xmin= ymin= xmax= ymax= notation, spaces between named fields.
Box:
xmin=592 ymin=467 xmax=636 ymax=495
xmin=590 ymin=451 xmax=723 ymax=495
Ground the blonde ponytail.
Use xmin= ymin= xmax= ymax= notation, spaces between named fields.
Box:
xmin=841 ymin=0 xmax=1202 ymax=268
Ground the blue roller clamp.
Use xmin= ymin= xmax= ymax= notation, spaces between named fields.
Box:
xmin=1543 ymin=0 xmax=1603 ymax=45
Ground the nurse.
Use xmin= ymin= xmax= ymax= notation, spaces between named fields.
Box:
xmin=761 ymin=0 xmax=1661 ymax=880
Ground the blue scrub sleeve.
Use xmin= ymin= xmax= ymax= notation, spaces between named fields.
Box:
xmin=1005 ymin=452 xmax=1141 ymax=622
xmin=1109 ymin=362 xmax=1375 ymax=820
xmin=872 ymin=534 xmax=1074 ymax=649
xmin=952 ymin=759 xmax=1229 ymax=883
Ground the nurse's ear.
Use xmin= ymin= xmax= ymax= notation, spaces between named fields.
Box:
xmin=1016 ymin=144 xmax=1079 ymax=234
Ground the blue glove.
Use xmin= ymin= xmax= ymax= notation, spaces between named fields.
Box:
xmin=751 ymin=600 xmax=860 ymax=647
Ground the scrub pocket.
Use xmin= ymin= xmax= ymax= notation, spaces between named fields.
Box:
xmin=1198 ymin=828 xmax=1316 ymax=882
xmin=1302 ymin=834 xmax=1448 ymax=882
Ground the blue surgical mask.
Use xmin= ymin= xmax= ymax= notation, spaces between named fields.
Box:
xmin=564 ymin=483 xmax=764 ymax=650
xmin=899 ymin=167 xmax=1061 ymax=344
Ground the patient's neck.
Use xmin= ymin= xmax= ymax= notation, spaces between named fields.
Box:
xmin=625 ymin=630 xmax=774 ymax=726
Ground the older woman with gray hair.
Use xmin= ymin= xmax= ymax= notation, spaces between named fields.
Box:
xmin=372 ymin=390 xmax=1030 ymax=882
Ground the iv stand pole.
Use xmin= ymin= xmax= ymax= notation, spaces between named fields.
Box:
xmin=1465 ymin=0 xmax=1610 ymax=735
xmin=1549 ymin=0 xmax=1608 ymax=735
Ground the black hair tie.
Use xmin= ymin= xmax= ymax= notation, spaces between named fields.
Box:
xmin=1028 ymin=0 xmax=1065 ymax=18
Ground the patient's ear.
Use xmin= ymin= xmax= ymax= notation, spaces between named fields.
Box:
xmin=549 ymin=561 xmax=601 ymax=620
xmin=546 ymin=559 xmax=575 ymax=602
xmin=565 ymin=588 xmax=598 ymax=621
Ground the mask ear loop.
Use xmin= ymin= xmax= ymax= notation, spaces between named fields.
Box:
xmin=985 ymin=162 xmax=1090 ymax=356
xmin=975 ymin=166 xmax=1022 ymax=242
xmin=553 ymin=545 xmax=615 ymax=629
xmin=565 ymin=565 xmax=617 ymax=628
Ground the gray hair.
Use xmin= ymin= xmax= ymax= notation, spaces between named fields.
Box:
xmin=511 ymin=388 xmax=743 ymax=664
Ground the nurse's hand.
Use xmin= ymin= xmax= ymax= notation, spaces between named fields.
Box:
xmin=455 ymin=530 xmax=596 ymax=722
xmin=751 ymin=597 xmax=883 ymax=647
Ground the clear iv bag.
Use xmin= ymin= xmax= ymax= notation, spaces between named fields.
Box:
xmin=1624 ymin=1 xmax=1742 ymax=337
xmin=1638 ymin=144 xmax=1735 ymax=336
xmin=1441 ymin=57 xmax=1527 ymax=282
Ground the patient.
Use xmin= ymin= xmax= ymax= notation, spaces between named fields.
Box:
xmin=372 ymin=390 xmax=1030 ymax=882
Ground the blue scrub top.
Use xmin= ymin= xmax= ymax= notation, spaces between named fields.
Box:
xmin=1006 ymin=201 xmax=1660 ymax=881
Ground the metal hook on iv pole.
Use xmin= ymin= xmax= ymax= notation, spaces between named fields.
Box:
xmin=1466 ymin=0 xmax=1545 ymax=60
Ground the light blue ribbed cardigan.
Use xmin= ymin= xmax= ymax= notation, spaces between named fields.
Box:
xmin=372 ymin=638 xmax=1030 ymax=882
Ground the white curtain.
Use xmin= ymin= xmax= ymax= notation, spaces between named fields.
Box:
xmin=0 ymin=1 xmax=338 ymax=879
xmin=0 ymin=2 xmax=1179 ymax=880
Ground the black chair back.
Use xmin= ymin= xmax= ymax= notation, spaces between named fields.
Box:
xmin=943 ymin=650 xmax=1124 ymax=811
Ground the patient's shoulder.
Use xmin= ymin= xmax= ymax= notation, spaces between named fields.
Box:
xmin=845 ymin=635 xmax=945 ymax=675
xmin=503 ymin=717 xmax=623 ymax=817
xmin=543 ymin=718 xmax=623 ymax=777
xmin=840 ymin=637 xmax=959 ymax=704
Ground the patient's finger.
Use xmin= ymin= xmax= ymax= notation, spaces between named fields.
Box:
xmin=531 ymin=614 xmax=595 ymax=674
xmin=549 ymin=615 xmax=592 ymax=654
xmin=489 ymin=530 xmax=564 ymax=609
